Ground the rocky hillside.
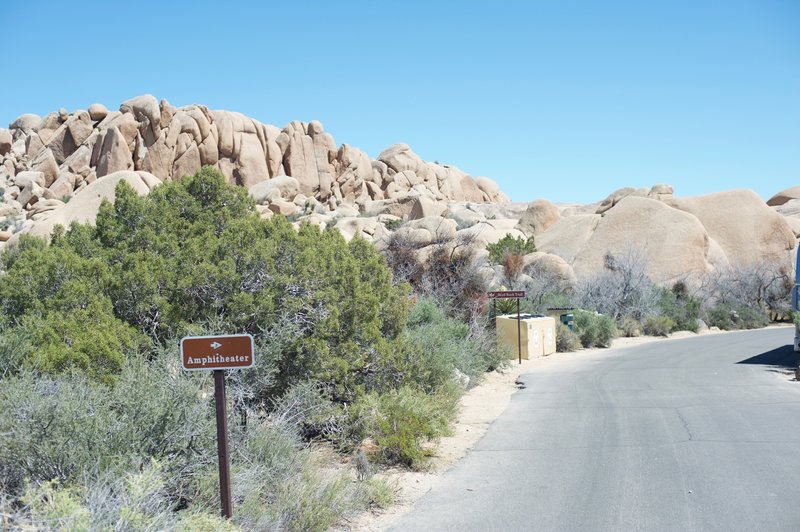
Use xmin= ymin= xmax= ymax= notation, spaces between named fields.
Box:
xmin=1 ymin=95 xmax=798 ymax=287
xmin=528 ymin=186 xmax=797 ymax=284
xmin=0 ymin=94 xmax=504 ymax=217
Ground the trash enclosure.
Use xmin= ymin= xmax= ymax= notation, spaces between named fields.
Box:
xmin=496 ymin=314 xmax=556 ymax=359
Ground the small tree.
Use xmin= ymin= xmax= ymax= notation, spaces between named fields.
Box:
xmin=486 ymin=234 xmax=536 ymax=288
xmin=655 ymin=282 xmax=701 ymax=333
xmin=486 ymin=234 xmax=536 ymax=265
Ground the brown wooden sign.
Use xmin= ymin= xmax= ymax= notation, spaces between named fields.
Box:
xmin=180 ymin=333 xmax=255 ymax=519
xmin=487 ymin=290 xmax=526 ymax=299
xmin=181 ymin=334 xmax=254 ymax=371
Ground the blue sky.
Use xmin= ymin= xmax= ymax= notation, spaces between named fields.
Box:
xmin=1 ymin=0 xmax=798 ymax=204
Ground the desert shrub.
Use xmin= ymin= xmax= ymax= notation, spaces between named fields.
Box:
xmin=655 ymin=283 xmax=700 ymax=333
xmin=2 ymin=418 xmax=358 ymax=532
xmin=360 ymin=478 xmax=396 ymax=509
xmin=575 ymin=249 xmax=656 ymax=321
xmin=383 ymin=227 xmax=490 ymax=320
xmin=572 ymin=311 xmax=599 ymax=347
xmin=383 ymin=218 xmax=403 ymax=231
xmin=0 ymin=231 xmax=45 ymax=271
xmin=0 ymin=324 xmax=38 ymax=377
xmin=0 ymin=352 xmax=372 ymax=530
xmin=417 ymin=232 xmax=488 ymax=320
xmin=0 ymin=232 xmax=111 ymax=321
xmin=68 ymin=460 xmax=238 ymax=532
xmin=221 ymin=419 xmax=361 ymax=531
xmin=0 ymin=217 xmax=10 ymax=231
xmin=705 ymin=302 xmax=770 ymax=330
xmin=573 ymin=310 xmax=617 ymax=348
xmin=30 ymin=462 xmax=236 ymax=532
xmin=8 ymin=480 xmax=92 ymax=530
xmin=486 ymin=234 xmax=536 ymax=264
xmin=76 ymin=463 xmax=180 ymax=531
xmin=350 ymin=383 xmax=459 ymax=468
xmin=406 ymin=298 xmax=506 ymax=379
xmin=382 ymin=229 xmax=425 ymax=286
xmin=555 ymin=322 xmax=581 ymax=352
xmin=266 ymin=380 xmax=341 ymax=441
xmin=234 ymin=467 xmax=355 ymax=532
xmin=175 ymin=512 xmax=240 ymax=532
xmin=617 ymin=316 xmax=642 ymax=337
xmin=696 ymin=260 xmax=792 ymax=321
xmin=0 ymin=374 xmax=118 ymax=493
xmin=0 ymin=353 xmax=216 ymax=497
xmin=370 ymin=298 xmax=505 ymax=394
xmin=14 ymin=299 xmax=145 ymax=383
xmin=596 ymin=315 xmax=618 ymax=346
xmin=642 ymin=315 xmax=676 ymax=337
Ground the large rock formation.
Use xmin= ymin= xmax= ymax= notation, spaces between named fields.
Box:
xmin=767 ymin=186 xmax=800 ymax=207
xmin=535 ymin=214 xmax=601 ymax=264
xmin=571 ymin=196 xmax=712 ymax=283
xmin=0 ymin=95 xmax=507 ymax=248
xmin=536 ymin=188 xmax=797 ymax=284
xmin=515 ymin=199 xmax=560 ymax=236
xmin=663 ymin=189 xmax=795 ymax=267
xmin=16 ymin=171 xmax=161 ymax=244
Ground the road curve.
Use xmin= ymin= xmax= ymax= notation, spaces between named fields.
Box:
xmin=392 ymin=328 xmax=800 ymax=532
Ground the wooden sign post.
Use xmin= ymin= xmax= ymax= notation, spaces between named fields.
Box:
xmin=181 ymin=334 xmax=254 ymax=519
xmin=487 ymin=290 xmax=526 ymax=364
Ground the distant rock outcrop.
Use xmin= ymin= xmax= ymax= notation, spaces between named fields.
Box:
xmin=0 ymin=94 xmax=507 ymax=245
xmin=663 ymin=189 xmax=795 ymax=267
xmin=572 ymin=196 xmax=712 ymax=283
xmin=767 ymin=186 xmax=800 ymax=207
xmin=515 ymin=199 xmax=560 ymax=237
xmin=19 ymin=170 xmax=161 ymax=244
xmin=540 ymin=187 xmax=796 ymax=284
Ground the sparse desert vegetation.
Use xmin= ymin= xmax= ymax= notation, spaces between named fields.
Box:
xmin=0 ymin=168 xmax=504 ymax=529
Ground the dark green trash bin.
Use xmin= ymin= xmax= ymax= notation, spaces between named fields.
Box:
xmin=546 ymin=307 xmax=575 ymax=331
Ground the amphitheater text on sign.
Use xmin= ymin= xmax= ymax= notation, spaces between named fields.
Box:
xmin=181 ymin=334 xmax=255 ymax=371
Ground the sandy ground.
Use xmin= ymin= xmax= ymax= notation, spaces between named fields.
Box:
xmin=338 ymin=325 xmax=794 ymax=531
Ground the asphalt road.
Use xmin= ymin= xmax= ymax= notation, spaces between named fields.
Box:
xmin=392 ymin=328 xmax=800 ymax=532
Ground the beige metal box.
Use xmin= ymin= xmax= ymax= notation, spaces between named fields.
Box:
xmin=496 ymin=315 xmax=556 ymax=359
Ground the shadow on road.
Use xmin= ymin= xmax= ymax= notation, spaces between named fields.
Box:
xmin=737 ymin=344 xmax=798 ymax=369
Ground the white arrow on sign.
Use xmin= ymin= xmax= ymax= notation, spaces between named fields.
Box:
xmin=210 ymin=341 xmax=222 ymax=349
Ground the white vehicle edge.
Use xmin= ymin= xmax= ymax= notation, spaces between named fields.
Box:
xmin=794 ymin=251 xmax=800 ymax=352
